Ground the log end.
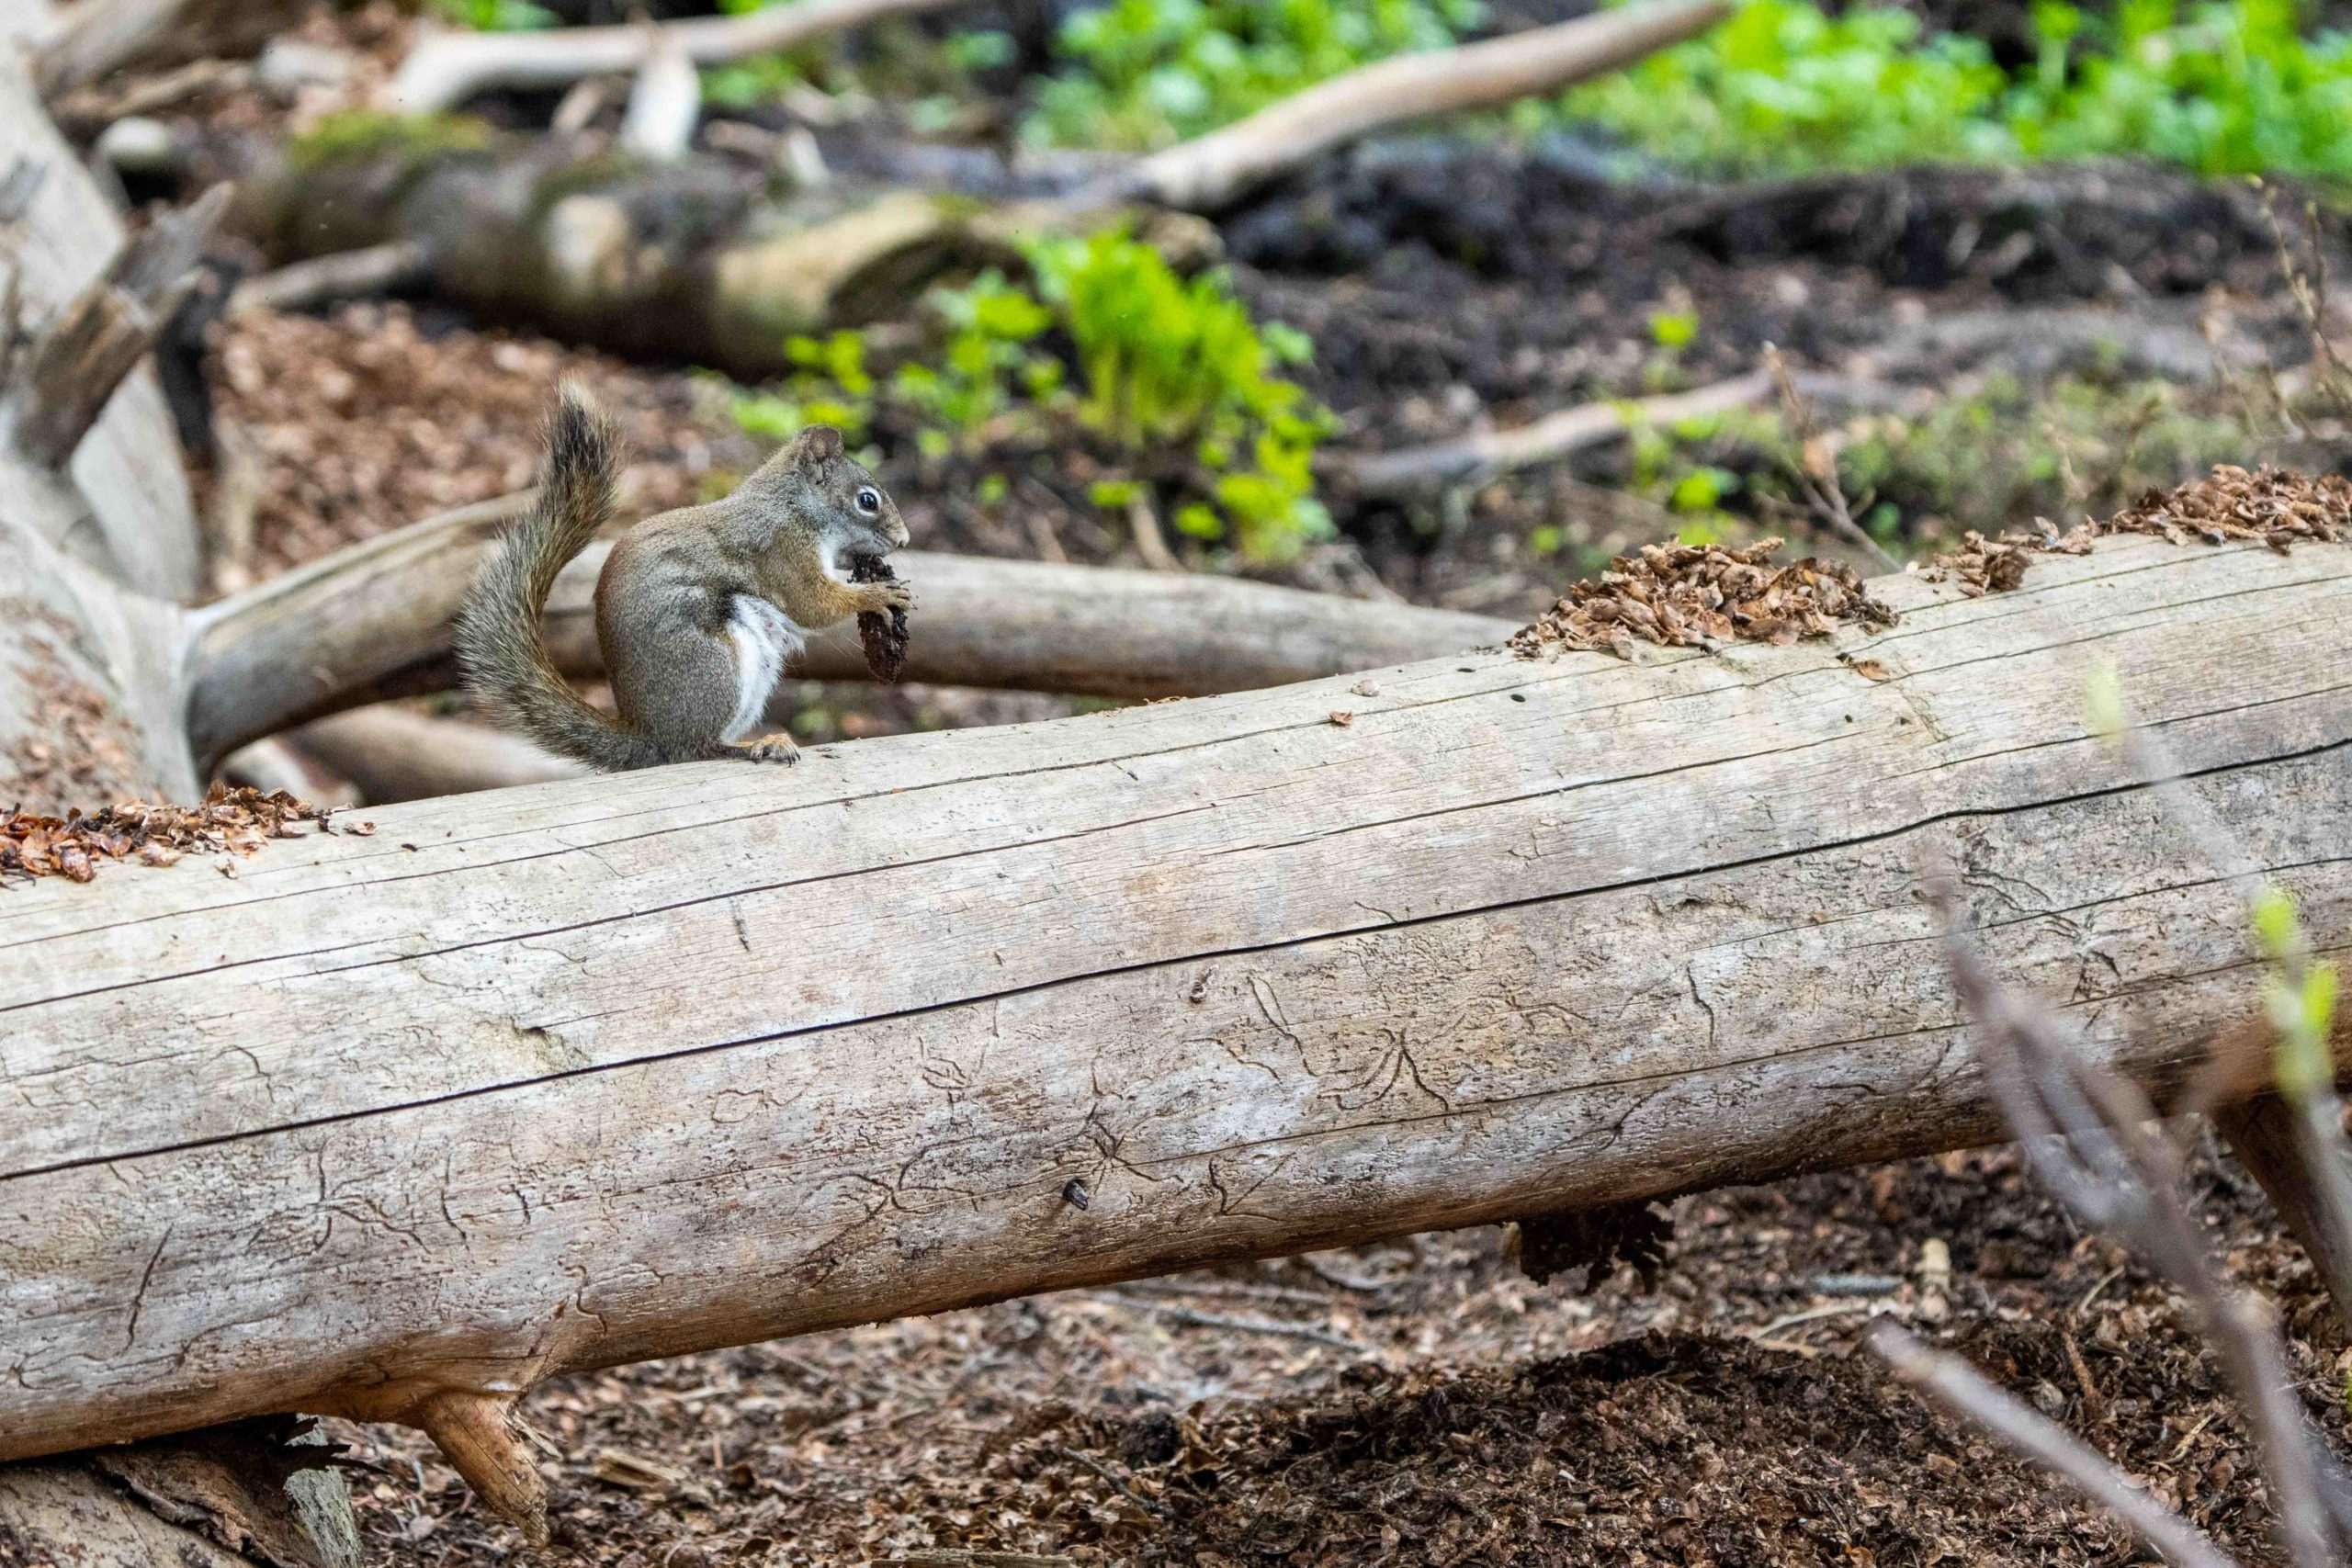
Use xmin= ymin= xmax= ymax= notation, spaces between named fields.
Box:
xmin=413 ymin=1391 xmax=550 ymax=1547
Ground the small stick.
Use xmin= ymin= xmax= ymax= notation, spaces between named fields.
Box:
xmin=1073 ymin=1291 xmax=1363 ymax=1350
xmin=1871 ymin=1322 xmax=2240 ymax=1568
xmin=226 ymin=241 xmax=434 ymax=319
xmin=1764 ymin=344 xmax=1898 ymax=572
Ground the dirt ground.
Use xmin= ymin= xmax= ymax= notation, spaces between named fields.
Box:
xmin=322 ymin=1139 xmax=2342 ymax=1566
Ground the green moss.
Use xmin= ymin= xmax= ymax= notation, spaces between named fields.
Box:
xmin=286 ymin=110 xmax=492 ymax=175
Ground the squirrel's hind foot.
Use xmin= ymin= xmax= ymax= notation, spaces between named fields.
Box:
xmin=727 ymin=735 xmax=801 ymax=765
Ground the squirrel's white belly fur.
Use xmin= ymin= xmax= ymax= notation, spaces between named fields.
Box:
xmin=723 ymin=595 xmax=806 ymax=741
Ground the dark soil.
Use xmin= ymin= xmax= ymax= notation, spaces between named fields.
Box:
xmin=324 ymin=1140 xmax=2344 ymax=1566
xmin=1227 ymin=143 xmax=2340 ymax=434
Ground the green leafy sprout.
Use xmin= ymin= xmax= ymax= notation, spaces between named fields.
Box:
xmin=731 ymin=229 xmax=1334 ymax=562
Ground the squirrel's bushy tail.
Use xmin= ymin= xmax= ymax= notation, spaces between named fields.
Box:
xmin=456 ymin=386 xmax=665 ymax=772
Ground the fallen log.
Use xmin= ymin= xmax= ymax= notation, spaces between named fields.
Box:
xmin=6 ymin=533 xmax=2347 ymax=1539
xmin=0 ymin=26 xmax=360 ymax=1564
xmin=178 ymin=501 xmax=1513 ymax=770
xmin=294 ymin=705 xmax=587 ymax=801
xmin=242 ymin=0 xmax=1727 ymax=376
xmin=0 ymin=13 xmax=204 ymax=602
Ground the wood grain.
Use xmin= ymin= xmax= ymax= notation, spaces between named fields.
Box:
xmin=5 ymin=536 xmax=2348 ymax=1460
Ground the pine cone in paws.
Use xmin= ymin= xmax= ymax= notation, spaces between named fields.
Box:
xmin=850 ymin=555 xmax=909 ymax=682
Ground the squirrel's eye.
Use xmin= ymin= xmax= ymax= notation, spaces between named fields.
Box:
xmin=855 ymin=486 xmax=881 ymax=514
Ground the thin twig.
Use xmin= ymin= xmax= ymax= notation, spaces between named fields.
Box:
xmin=1073 ymin=1291 xmax=1362 ymax=1351
xmin=1764 ymin=344 xmax=1898 ymax=572
xmin=1871 ymin=1322 xmax=2241 ymax=1568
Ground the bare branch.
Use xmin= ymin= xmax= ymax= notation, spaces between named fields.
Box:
xmin=1935 ymin=877 xmax=2340 ymax=1568
xmin=386 ymin=0 xmax=970 ymax=115
xmin=1109 ymin=0 xmax=1731 ymax=213
xmin=224 ymin=240 xmax=433 ymax=320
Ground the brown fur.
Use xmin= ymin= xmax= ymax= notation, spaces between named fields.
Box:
xmin=456 ymin=388 xmax=909 ymax=773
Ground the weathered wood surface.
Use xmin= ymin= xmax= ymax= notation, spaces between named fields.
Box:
xmin=0 ymin=28 xmax=362 ymax=1560
xmin=0 ymin=29 xmax=200 ymax=602
xmin=4 ymin=535 xmax=2348 ymax=1461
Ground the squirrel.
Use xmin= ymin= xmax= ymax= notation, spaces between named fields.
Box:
xmin=456 ymin=386 xmax=911 ymax=773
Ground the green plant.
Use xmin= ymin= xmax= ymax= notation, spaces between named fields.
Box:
xmin=731 ymin=330 xmax=880 ymax=449
xmin=729 ymin=231 xmax=1335 ymax=562
xmin=1564 ymin=0 xmax=2352 ymax=179
xmin=1023 ymin=0 xmax=1484 ymax=149
xmin=432 ymin=0 xmax=558 ymax=29
xmin=1029 ymin=229 xmax=1333 ymax=558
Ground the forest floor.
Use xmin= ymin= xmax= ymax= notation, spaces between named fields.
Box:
xmin=323 ymin=1141 xmax=2342 ymax=1566
xmin=97 ymin=7 xmax=2352 ymax=1562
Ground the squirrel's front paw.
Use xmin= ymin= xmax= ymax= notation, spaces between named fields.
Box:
xmin=861 ymin=580 xmax=913 ymax=613
xmin=728 ymin=736 xmax=801 ymax=765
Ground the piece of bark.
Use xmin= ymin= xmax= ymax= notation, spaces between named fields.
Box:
xmin=4 ymin=536 xmax=2346 ymax=1472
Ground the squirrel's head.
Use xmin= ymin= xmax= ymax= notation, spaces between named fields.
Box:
xmin=741 ymin=424 xmax=908 ymax=568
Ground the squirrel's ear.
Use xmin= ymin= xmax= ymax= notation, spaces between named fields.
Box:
xmin=790 ymin=425 xmax=844 ymax=473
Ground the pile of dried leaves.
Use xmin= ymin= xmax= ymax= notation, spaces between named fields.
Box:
xmin=0 ymin=784 xmax=341 ymax=884
xmin=1928 ymin=465 xmax=2348 ymax=595
xmin=1510 ymin=538 xmax=1896 ymax=660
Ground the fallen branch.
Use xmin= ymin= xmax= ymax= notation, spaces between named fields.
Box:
xmin=1871 ymin=1324 xmax=2240 ymax=1568
xmin=387 ymin=0 xmax=973 ymax=115
xmin=6 ymin=535 xmax=2347 ymax=1544
xmin=296 ymin=705 xmax=586 ymax=803
xmin=1106 ymin=0 xmax=1729 ymax=213
xmin=224 ymin=239 xmax=434 ymax=319
xmin=1338 ymin=372 xmax=1773 ymax=497
xmin=180 ymin=501 xmax=1512 ymax=768
xmin=0 ymin=37 xmax=201 ymax=599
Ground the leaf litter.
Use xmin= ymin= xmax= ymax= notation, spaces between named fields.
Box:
xmin=1926 ymin=464 xmax=2348 ymax=595
xmin=1510 ymin=538 xmax=1897 ymax=660
xmin=0 ymin=783 xmax=345 ymax=885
